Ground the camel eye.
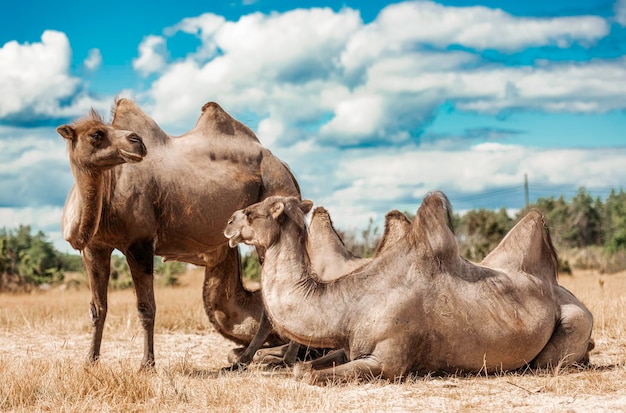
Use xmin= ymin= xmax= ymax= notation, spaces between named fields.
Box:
xmin=90 ymin=130 xmax=104 ymax=142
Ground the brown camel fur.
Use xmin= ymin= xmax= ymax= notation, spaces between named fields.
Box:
xmin=58 ymin=99 xmax=300 ymax=369
xmin=224 ymin=192 xmax=594 ymax=383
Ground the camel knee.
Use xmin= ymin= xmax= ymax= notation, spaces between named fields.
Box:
xmin=137 ymin=302 xmax=156 ymax=328
xmin=533 ymin=308 xmax=594 ymax=368
xmin=89 ymin=302 xmax=107 ymax=327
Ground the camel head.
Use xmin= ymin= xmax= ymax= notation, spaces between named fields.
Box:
xmin=57 ymin=109 xmax=147 ymax=173
xmin=224 ymin=196 xmax=313 ymax=249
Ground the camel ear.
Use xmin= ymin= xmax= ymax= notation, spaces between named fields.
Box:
xmin=56 ymin=125 xmax=76 ymax=140
xmin=300 ymin=200 xmax=313 ymax=214
xmin=270 ymin=202 xmax=285 ymax=220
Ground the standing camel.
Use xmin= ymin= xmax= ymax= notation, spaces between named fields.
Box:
xmin=57 ymin=99 xmax=300 ymax=369
xmin=224 ymin=193 xmax=594 ymax=383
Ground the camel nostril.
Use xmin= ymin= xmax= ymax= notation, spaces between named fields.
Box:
xmin=127 ymin=133 xmax=142 ymax=144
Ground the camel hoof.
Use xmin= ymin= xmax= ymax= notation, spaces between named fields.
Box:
xmin=220 ymin=362 xmax=248 ymax=373
xmin=293 ymin=362 xmax=314 ymax=382
xmin=139 ymin=359 xmax=156 ymax=373
xmin=227 ymin=348 xmax=245 ymax=365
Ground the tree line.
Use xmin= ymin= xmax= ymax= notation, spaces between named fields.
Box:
xmin=0 ymin=225 xmax=185 ymax=292
xmin=0 ymin=226 xmax=83 ymax=292
xmin=243 ymin=187 xmax=626 ymax=280
xmin=3 ymin=187 xmax=626 ymax=291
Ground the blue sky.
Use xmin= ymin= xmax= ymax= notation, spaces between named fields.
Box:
xmin=1 ymin=0 xmax=625 ymax=253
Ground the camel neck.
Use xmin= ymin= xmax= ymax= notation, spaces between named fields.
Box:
xmin=69 ymin=164 xmax=107 ymax=248
xmin=261 ymin=221 xmax=350 ymax=349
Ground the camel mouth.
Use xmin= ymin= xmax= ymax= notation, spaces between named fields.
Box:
xmin=224 ymin=230 xmax=241 ymax=248
xmin=119 ymin=149 xmax=145 ymax=163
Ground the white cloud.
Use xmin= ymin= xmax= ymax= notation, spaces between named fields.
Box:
xmin=616 ymin=0 xmax=626 ymax=26
xmin=0 ymin=30 xmax=110 ymax=123
xmin=256 ymin=117 xmax=284 ymax=147
xmin=83 ymin=48 xmax=102 ymax=71
xmin=319 ymin=95 xmax=384 ymax=141
xmin=133 ymin=35 xmax=167 ymax=77
xmin=165 ymin=13 xmax=225 ymax=61
xmin=147 ymin=7 xmax=361 ymax=127
xmin=296 ymin=143 xmax=626 ymax=233
xmin=0 ymin=31 xmax=76 ymax=119
xmin=340 ymin=1 xmax=608 ymax=71
xmin=0 ymin=206 xmax=71 ymax=253
xmin=137 ymin=3 xmax=619 ymax=149
xmin=0 ymin=126 xmax=73 ymax=208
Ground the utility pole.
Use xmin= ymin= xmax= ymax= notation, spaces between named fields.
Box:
xmin=524 ymin=173 xmax=529 ymax=211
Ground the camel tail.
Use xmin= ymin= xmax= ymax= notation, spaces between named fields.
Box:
xmin=482 ymin=209 xmax=559 ymax=282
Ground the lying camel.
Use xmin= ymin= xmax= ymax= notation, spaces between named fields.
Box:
xmin=57 ymin=100 xmax=300 ymax=369
xmin=222 ymin=205 xmax=411 ymax=366
xmin=250 ymin=206 xmax=412 ymax=365
xmin=224 ymin=192 xmax=594 ymax=383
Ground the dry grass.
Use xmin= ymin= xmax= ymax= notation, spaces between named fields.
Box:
xmin=1 ymin=268 xmax=625 ymax=412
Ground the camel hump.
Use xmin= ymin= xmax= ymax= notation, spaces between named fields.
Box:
xmin=310 ymin=207 xmax=333 ymax=229
xmin=258 ymin=149 xmax=301 ymax=199
xmin=309 ymin=207 xmax=344 ymax=245
xmin=112 ymin=98 xmax=169 ymax=144
xmin=194 ymin=101 xmax=260 ymax=142
xmin=411 ymin=191 xmax=458 ymax=262
xmin=374 ymin=210 xmax=411 ymax=255
xmin=481 ymin=209 xmax=558 ymax=282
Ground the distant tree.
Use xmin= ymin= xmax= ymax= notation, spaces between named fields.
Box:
xmin=528 ymin=195 xmax=570 ymax=249
xmin=458 ymin=208 xmax=512 ymax=262
xmin=108 ymin=254 xmax=184 ymax=289
xmin=603 ymin=189 xmax=626 ymax=253
xmin=242 ymin=249 xmax=261 ymax=281
xmin=566 ymin=188 xmax=602 ymax=248
xmin=0 ymin=225 xmax=64 ymax=287
xmin=337 ymin=218 xmax=381 ymax=258
xmin=154 ymin=257 xmax=184 ymax=286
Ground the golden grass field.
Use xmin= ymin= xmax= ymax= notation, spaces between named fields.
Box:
xmin=1 ymin=267 xmax=625 ymax=412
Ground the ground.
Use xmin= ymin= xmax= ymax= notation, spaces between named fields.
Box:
xmin=0 ymin=268 xmax=625 ymax=411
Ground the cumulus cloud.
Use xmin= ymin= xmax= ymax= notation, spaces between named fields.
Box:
xmin=83 ymin=48 xmax=102 ymax=71
xmin=297 ymin=142 xmax=626 ymax=232
xmin=0 ymin=30 xmax=110 ymax=124
xmin=0 ymin=126 xmax=73 ymax=208
xmin=133 ymin=35 xmax=168 ymax=77
xmin=137 ymin=2 xmax=617 ymax=150
xmin=341 ymin=1 xmax=608 ymax=70
xmin=147 ymin=7 xmax=361 ymax=127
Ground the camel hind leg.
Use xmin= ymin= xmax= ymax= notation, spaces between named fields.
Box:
xmin=126 ymin=239 xmax=157 ymax=369
xmin=532 ymin=285 xmax=594 ymax=368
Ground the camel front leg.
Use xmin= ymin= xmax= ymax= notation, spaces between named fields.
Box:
xmin=292 ymin=348 xmax=348 ymax=372
xmin=82 ymin=245 xmax=113 ymax=364
xmin=224 ymin=310 xmax=276 ymax=370
xmin=295 ymin=355 xmax=383 ymax=384
xmin=126 ymin=240 xmax=156 ymax=369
